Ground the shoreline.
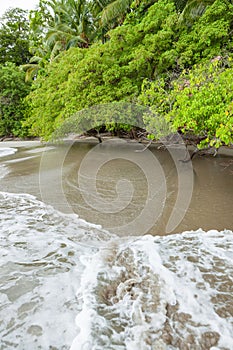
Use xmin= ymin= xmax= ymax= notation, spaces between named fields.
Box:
xmin=0 ymin=137 xmax=233 ymax=157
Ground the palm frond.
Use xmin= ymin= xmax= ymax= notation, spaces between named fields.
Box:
xmin=50 ymin=40 xmax=64 ymax=60
xmin=29 ymin=56 xmax=42 ymax=64
xmin=21 ymin=64 xmax=40 ymax=82
xmin=66 ymin=35 xmax=86 ymax=49
xmin=101 ymin=0 xmax=132 ymax=27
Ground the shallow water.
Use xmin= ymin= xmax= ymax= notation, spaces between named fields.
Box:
xmin=0 ymin=142 xmax=232 ymax=349
xmin=0 ymin=141 xmax=232 ymax=235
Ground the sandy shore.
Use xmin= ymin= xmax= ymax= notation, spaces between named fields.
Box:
xmin=0 ymin=138 xmax=233 ymax=156
xmin=0 ymin=137 xmax=232 ymax=233
xmin=0 ymin=140 xmax=43 ymax=148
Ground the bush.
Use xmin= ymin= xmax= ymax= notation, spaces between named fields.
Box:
xmin=0 ymin=62 xmax=31 ymax=137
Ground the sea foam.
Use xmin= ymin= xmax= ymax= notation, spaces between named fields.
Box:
xmin=71 ymin=231 xmax=233 ymax=350
xmin=0 ymin=147 xmax=17 ymax=158
xmin=0 ymin=192 xmax=232 ymax=349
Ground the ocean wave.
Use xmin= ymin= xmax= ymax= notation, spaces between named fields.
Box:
xmin=0 ymin=192 xmax=232 ymax=349
xmin=0 ymin=192 xmax=112 ymax=350
xmin=71 ymin=231 xmax=233 ymax=350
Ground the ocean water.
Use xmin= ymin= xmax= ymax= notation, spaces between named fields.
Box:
xmin=0 ymin=147 xmax=232 ymax=350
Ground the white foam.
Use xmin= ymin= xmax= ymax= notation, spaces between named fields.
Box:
xmin=71 ymin=230 xmax=233 ymax=350
xmin=25 ymin=146 xmax=56 ymax=154
xmin=4 ymin=155 xmax=38 ymax=163
xmin=0 ymin=191 xmax=113 ymax=350
xmin=0 ymin=164 xmax=9 ymax=179
xmin=0 ymin=191 xmax=232 ymax=350
xmin=0 ymin=147 xmax=17 ymax=158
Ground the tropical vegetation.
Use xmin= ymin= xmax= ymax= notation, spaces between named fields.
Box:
xmin=0 ymin=8 xmax=32 ymax=66
xmin=0 ymin=63 xmax=31 ymax=136
xmin=0 ymin=0 xmax=232 ymax=149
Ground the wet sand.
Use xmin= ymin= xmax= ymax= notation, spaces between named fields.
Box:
xmin=1 ymin=138 xmax=233 ymax=155
xmin=0 ymin=140 xmax=42 ymax=148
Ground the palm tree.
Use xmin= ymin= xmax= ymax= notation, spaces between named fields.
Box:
xmin=22 ymin=46 xmax=50 ymax=81
xmin=99 ymin=0 xmax=132 ymax=27
xmin=22 ymin=57 xmax=41 ymax=82
xmin=90 ymin=0 xmax=133 ymax=43
xmin=23 ymin=0 xmax=94 ymax=79
xmin=45 ymin=0 xmax=94 ymax=55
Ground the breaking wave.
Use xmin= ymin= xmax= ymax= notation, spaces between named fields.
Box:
xmin=0 ymin=192 xmax=232 ymax=349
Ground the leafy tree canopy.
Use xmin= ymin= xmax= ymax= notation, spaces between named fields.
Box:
xmin=24 ymin=0 xmax=233 ymax=148
xmin=28 ymin=0 xmax=136 ymax=63
xmin=0 ymin=8 xmax=32 ymax=65
xmin=0 ymin=63 xmax=31 ymax=137
xmin=140 ymin=57 xmax=233 ymax=148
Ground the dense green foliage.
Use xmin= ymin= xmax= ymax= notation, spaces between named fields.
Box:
xmin=28 ymin=0 xmax=135 ymax=62
xmin=24 ymin=0 xmax=177 ymax=138
xmin=0 ymin=8 xmax=32 ymax=137
xmin=0 ymin=0 xmax=233 ymax=147
xmin=140 ymin=58 xmax=233 ymax=147
xmin=24 ymin=0 xmax=233 ymax=147
xmin=0 ymin=8 xmax=32 ymax=65
xmin=23 ymin=0 xmax=136 ymax=81
xmin=0 ymin=63 xmax=31 ymax=136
